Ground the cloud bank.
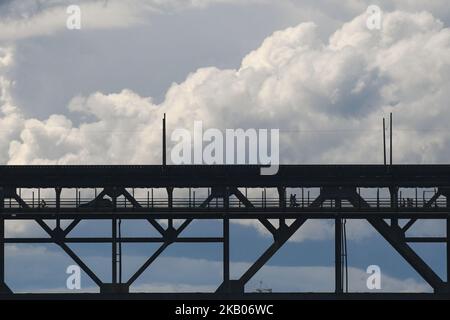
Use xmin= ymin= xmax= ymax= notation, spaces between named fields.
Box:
xmin=1 ymin=10 xmax=449 ymax=165
xmin=1 ymin=1 xmax=449 ymax=42
xmin=6 ymin=245 xmax=430 ymax=293
xmin=0 ymin=0 xmax=264 ymax=41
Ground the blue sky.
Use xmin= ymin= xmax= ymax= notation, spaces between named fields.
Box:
xmin=3 ymin=218 xmax=444 ymax=292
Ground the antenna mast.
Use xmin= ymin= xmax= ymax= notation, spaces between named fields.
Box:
xmin=162 ymin=113 xmax=167 ymax=166
xmin=390 ymin=113 xmax=393 ymax=165
xmin=383 ymin=118 xmax=386 ymax=166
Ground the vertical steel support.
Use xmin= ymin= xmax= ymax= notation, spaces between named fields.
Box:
xmin=0 ymin=215 xmax=4 ymax=290
xmin=163 ymin=113 xmax=167 ymax=166
xmin=223 ymin=188 xmax=230 ymax=291
xmin=167 ymin=187 xmax=173 ymax=209
xmin=223 ymin=217 xmax=230 ymax=292
xmin=447 ymin=216 xmax=450 ymax=285
xmin=55 ymin=187 xmax=62 ymax=229
xmin=0 ymin=216 xmax=9 ymax=293
xmin=383 ymin=118 xmax=387 ymax=166
xmin=0 ymin=188 xmax=11 ymax=293
xmin=112 ymin=217 xmax=117 ymax=284
xmin=390 ymin=187 xmax=399 ymax=227
xmin=277 ymin=187 xmax=286 ymax=209
xmin=112 ymin=193 xmax=117 ymax=209
xmin=390 ymin=112 xmax=393 ymax=165
xmin=335 ymin=217 xmax=343 ymax=293
xmin=447 ymin=196 xmax=450 ymax=285
xmin=0 ymin=188 xmax=4 ymax=287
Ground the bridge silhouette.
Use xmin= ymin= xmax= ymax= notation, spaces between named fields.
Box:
xmin=1 ymin=164 xmax=450 ymax=299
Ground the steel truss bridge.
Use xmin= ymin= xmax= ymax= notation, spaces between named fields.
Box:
xmin=1 ymin=164 xmax=450 ymax=300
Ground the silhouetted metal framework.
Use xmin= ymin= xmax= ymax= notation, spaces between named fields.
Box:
xmin=1 ymin=164 xmax=450 ymax=299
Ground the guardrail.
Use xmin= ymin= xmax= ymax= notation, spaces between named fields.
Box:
xmin=2 ymin=196 xmax=447 ymax=210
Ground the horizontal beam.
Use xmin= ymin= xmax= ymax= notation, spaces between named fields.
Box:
xmin=1 ymin=210 xmax=449 ymax=220
xmin=405 ymin=237 xmax=447 ymax=243
xmin=0 ymin=292 xmax=447 ymax=300
xmin=4 ymin=237 xmax=223 ymax=243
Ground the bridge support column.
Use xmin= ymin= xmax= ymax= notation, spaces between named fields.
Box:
xmin=112 ymin=217 xmax=118 ymax=284
xmin=217 ymin=218 xmax=307 ymax=295
xmin=437 ymin=188 xmax=450 ymax=291
xmin=447 ymin=215 xmax=450 ymax=291
xmin=0 ymin=220 xmax=11 ymax=294
xmin=390 ymin=187 xmax=399 ymax=228
xmin=333 ymin=195 xmax=344 ymax=293
xmin=216 ymin=188 xmax=235 ymax=293
xmin=55 ymin=187 xmax=62 ymax=211
xmin=335 ymin=217 xmax=343 ymax=294
xmin=216 ymin=280 xmax=245 ymax=294
xmin=0 ymin=189 xmax=11 ymax=294
xmin=277 ymin=187 xmax=286 ymax=209
xmin=222 ymin=217 xmax=230 ymax=293
xmin=310 ymin=187 xmax=361 ymax=293
xmin=167 ymin=187 xmax=174 ymax=208
xmin=55 ymin=187 xmax=62 ymax=229
xmin=100 ymin=283 xmax=129 ymax=294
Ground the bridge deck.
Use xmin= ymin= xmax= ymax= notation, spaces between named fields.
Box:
xmin=1 ymin=164 xmax=450 ymax=187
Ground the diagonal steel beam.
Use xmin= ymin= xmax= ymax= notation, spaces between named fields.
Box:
xmin=258 ymin=219 xmax=277 ymax=235
xmin=122 ymin=189 xmax=141 ymax=208
xmin=13 ymin=194 xmax=29 ymax=209
xmin=35 ymin=219 xmax=54 ymax=236
xmin=233 ymin=188 xmax=277 ymax=235
xmin=147 ymin=219 xmax=166 ymax=236
xmin=200 ymin=194 xmax=215 ymax=208
xmin=344 ymin=190 xmax=444 ymax=291
xmin=126 ymin=218 xmax=194 ymax=286
xmin=402 ymin=218 xmax=418 ymax=232
xmin=424 ymin=192 xmax=441 ymax=208
xmin=79 ymin=190 xmax=106 ymax=208
xmin=35 ymin=218 xmax=103 ymax=287
xmin=239 ymin=218 xmax=307 ymax=285
xmin=63 ymin=218 xmax=81 ymax=236
xmin=177 ymin=219 xmax=193 ymax=234
xmin=58 ymin=241 xmax=103 ymax=287
xmin=233 ymin=188 xmax=254 ymax=208
xmin=347 ymin=192 xmax=371 ymax=209
xmin=126 ymin=242 xmax=169 ymax=286
xmin=368 ymin=217 xmax=445 ymax=292
xmin=309 ymin=194 xmax=327 ymax=208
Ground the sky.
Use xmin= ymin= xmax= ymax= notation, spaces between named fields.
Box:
xmin=1 ymin=0 xmax=450 ymax=293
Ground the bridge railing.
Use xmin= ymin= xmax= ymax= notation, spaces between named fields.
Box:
xmin=1 ymin=196 xmax=447 ymax=210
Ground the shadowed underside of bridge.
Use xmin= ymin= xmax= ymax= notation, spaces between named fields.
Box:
xmin=1 ymin=164 xmax=450 ymax=299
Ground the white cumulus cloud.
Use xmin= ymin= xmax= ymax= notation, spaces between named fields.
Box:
xmin=4 ymin=10 xmax=450 ymax=165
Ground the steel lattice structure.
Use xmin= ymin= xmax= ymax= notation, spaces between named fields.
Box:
xmin=1 ymin=164 xmax=450 ymax=299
